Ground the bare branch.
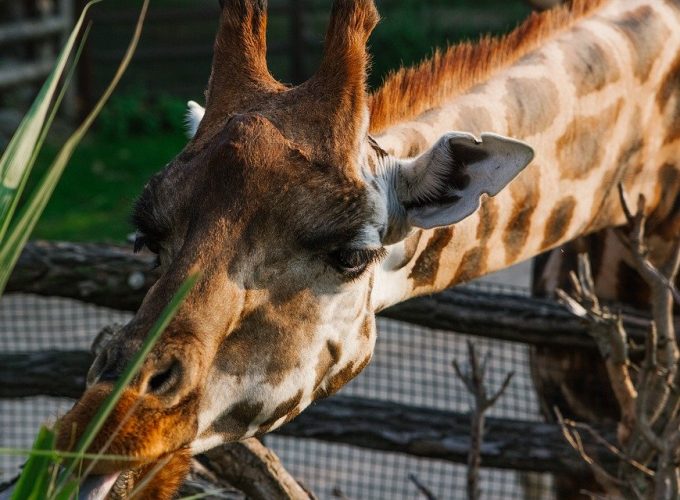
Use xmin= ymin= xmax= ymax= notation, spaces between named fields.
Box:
xmin=558 ymin=254 xmax=638 ymax=443
xmin=616 ymin=184 xmax=680 ymax=307
xmin=562 ymin=420 xmax=653 ymax=477
xmin=453 ymin=341 xmax=513 ymax=500
xmin=555 ymin=408 xmax=625 ymax=495
xmin=408 ymin=474 xmax=438 ymax=500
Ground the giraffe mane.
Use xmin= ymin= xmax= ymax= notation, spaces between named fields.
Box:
xmin=368 ymin=0 xmax=611 ymax=134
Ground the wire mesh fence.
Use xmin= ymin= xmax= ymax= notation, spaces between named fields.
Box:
xmin=1 ymin=263 xmax=562 ymax=499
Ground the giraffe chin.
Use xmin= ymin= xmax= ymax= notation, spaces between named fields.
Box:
xmin=56 ymin=384 xmax=198 ymax=498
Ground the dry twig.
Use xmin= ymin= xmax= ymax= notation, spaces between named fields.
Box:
xmin=408 ymin=473 xmax=438 ymax=500
xmin=453 ymin=341 xmax=513 ymax=500
xmin=556 ymin=184 xmax=680 ymax=498
xmin=555 ymin=408 xmax=625 ymax=496
xmin=557 ymin=254 xmax=638 ymax=443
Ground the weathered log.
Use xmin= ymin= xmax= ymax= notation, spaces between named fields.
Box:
xmin=6 ymin=241 xmax=159 ymax=311
xmin=0 ymin=351 xmax=616 ymax=475
xmin=7 ymin=241 xmax=668 ymax=349
xmin=0 ymin=60 xmax=55 ymax=89
xmin=199 ymin=440 xmax=314 ymax=500
xmin=279 ymin=395 xmax=617 ymax=475
xmin=0 ymin=16 xmax=67 ymax=45
xmin=389 ymin=286 xmax=669 ymax=348
xmin=0 ymin=350 xmax=93 ymax=399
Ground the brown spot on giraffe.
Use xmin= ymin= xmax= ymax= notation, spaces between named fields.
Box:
xmin=391 ymin=231 xmax=422 ymax=270
xmin=516 ymin=51 xmax=547 ymax=66
xmin=503 ymin=172 xmax=541 ymax=264
xmin=406 ymin=129 xmax=430 ymax=157
xmin=214 ymin=291 xmax=319 ymax=387
xmin=589 ymin=126 xmax=645 ymax=230
xmin=313 ymin=354 xmax=372 ymax=400
xmin=456 ymin=105 xmax=495 ymax=135
xmin=449 ymin=196 xmax=498 ymax=287
xmin=504 ymin=77 xmax=559 ymax=137
xmin=450 ymin=246 xmax=488 ymax=286
xmin=212 ymin=400 xmax=264 ymax=440
xmin=257 ymin=389 xmax=304 ymax=433
xmin=313 ymin=340 xmax=343 ymax=393
xmin=541 ymin=196 xmax=576 ymax=250
xmin=327 ymin=339 xmax=343 ymax=363
xmin=613 ymin=6 xmax=668 ymax=82
xmin=360 ymin=315 xmax=373 ymax=339
xmin=560 ymin=29 xmax=620 ymax=96
xmin=476 ymin=198 xmax=499 ymax=242
xmin=656 ymin=52 xmax=680 ymax=145
xmin=418 ymin=108 xmax=442 ymax=129
xmin=619 ymin=107 xmax=646 ymax=185
xmin=557 ymin=99 xmax=623 ymax=180
xmin=408 ymin=227 xmax=454 ymax=288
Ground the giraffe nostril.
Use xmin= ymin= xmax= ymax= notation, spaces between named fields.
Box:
xmin=146 ymin=358 xmax=182 ymax=396
xmin=96 ymin=351 xmax=123 ymax=384
xmin=99 ymin=365 xmax=121 ymax=383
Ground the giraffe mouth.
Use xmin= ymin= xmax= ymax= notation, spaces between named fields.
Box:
xmin=77 ymin=472 xmax=121 ymax=500
xmin=56 ymin=384 xmax=198 ymax=499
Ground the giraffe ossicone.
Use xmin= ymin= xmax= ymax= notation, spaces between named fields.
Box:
xmin=54 ymin=0 xmax=680 ymax=497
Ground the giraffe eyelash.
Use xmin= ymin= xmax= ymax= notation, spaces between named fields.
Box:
xmin=133 ymin=232 xmax=161 ymax=256
xmin=329 ymin=247 xmax=387 ymax=280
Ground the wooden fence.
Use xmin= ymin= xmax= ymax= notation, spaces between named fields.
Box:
xmin=2 ymin=239 xmax=650 ymax=477
xmin=0 ymin=0 xmax=72 ymax=93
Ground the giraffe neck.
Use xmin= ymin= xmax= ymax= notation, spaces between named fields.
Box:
xmin=371 ymin=0 xmax=680 ymax=310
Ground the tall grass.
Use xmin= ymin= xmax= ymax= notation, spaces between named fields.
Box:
xmin=0 ymin=1 xmax=197 ymax=498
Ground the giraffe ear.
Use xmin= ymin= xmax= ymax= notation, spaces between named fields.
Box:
xmin=381 ymin=132 xmax=533 ymax=242
xmin=185 ymin=101 xmax=205 ymax=138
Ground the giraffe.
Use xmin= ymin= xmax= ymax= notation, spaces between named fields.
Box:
xmin=54 ymin=0 xmax=680 ymax=497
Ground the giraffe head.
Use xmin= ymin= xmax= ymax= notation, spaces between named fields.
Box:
xmin=57 ymin=0 xmax=533 ymax=495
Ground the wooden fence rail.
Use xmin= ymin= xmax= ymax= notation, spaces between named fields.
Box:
xmin=0 ymin=349 xmax=614 ymax=476
xmin=0 ymin=17 xmax=67 ymax=46
xmin=0 ymin=0 xmax=72 ymax=91
xmin=0 ymin=60 xmax=55 ymax=90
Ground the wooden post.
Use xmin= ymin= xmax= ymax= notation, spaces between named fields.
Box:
xmin=58 ymin=0 xmax=77 ymax=120
xmin=75 ymin=0 xmax=93 ymax=115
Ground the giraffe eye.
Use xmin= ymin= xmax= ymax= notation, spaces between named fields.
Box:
xmin=133 ymin=232 xmax=163 ymax=269
xmin=328 ymin=248 xmax=387 ymax=278
xmin=133 ymin=232 xmax=161 ymax=255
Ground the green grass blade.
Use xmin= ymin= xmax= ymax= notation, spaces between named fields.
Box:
xmin=0 ymin=1 xmax=100 ymax=239
xmin=57 ymin=273 xmax=198 ymax=489
xmin=10 ymin=427 xmax=56 ymax=500
xmin=0 ymin=0 xmax=149 ymax=294
xmin=0 ymin=24 xmax=92 ymax=245
xmin=51 ymin=481 xmax=79 ymax=500
xmin=0 ymin=448 xmax=138 ymax=462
